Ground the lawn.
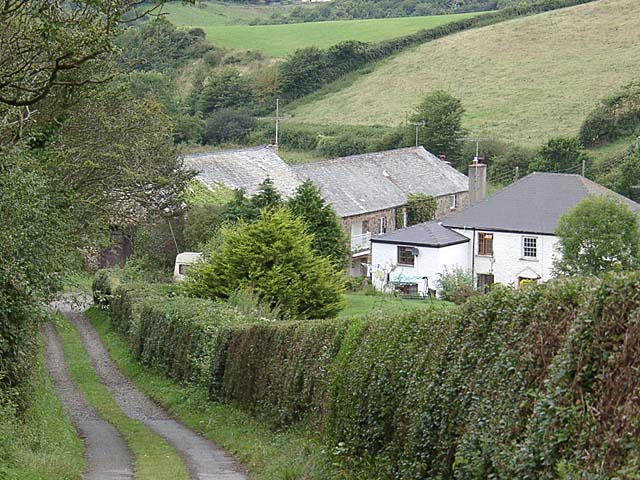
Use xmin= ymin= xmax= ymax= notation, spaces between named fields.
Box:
xmin=288 ymin=0 xmax=640 ymax=146
xmin=162 ymin=5 xmax=479 ymax=58
xmin=340 ymin=292 xmax=453 ymax=318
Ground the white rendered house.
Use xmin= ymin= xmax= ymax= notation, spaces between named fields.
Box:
xmin=371 ymin=172 xmax=640 ymax=294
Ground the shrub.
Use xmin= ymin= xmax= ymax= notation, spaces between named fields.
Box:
xmin=202 ymin=109 xmax=257 ymax=145
xmin=182 ymin=209 xmax=346 ymax=319
xmin=406 ymin=193 xmax=437 ymax=226
xmin=435 ymin=266 xmax=478 ymax=303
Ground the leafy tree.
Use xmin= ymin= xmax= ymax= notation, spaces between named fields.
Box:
xmin=406 ymin=193 xmax=438 ymax=225
xmin=183 ymin=209 xmax=346 ymax=320
xmin=116 ymin=19 xmax=212 ymax=74
xmin=411 ymin=90 xmax=466 ymax=164
xmin=0 ymin=0 xmax=188 ymax=144
xmin=554 ymin=195 xmax=640 ymax=275
xmin=183 ymin=203 xmax=226 ymax=251
xmin=202 ymin=109 xmax=257 ymax=145
xmin=195 ymin=68 xmax=255 ymax=114
xmin=288 ymin=180 xmax=350 ymax=269
xmin=528 ymin=137 xmax=589 ymax=174
xmin=49 ymin=86 xmax=192 ymax=224
xmin=316 ymin=132 xmax=369 ymax=157
xmin=224 ymin=188 xmax=258 ymax=224
xmin=280 ymin=47 xmax=326 ymax=99
xmin=599 ymin=147 xmax=640 ymax=202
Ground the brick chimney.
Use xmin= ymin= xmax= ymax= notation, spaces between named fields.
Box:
xmin=468 ymin=156 xmax=487 ymax=205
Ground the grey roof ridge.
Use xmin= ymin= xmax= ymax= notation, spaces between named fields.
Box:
xmin=374 ymin=219 xmax=469 ymax=242
xmin=292 ymin=145 xmax=426 ymax=168
xmin=181 ymin=145 xmax=277 ymax=159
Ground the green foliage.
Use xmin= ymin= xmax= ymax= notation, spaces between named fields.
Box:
xmin=252 ymin=177 xmax=283 ymax=212
xmin=315 ymin=132 xmax=370 ymax=158
xmin=412 ymin=90 xmax=466 ymax=163
xmin=406 ymin=193 xmax=438 ymax=226
xmin=435 ymin=266 xmax=479 ymax=304
xmin=195 ymin=68 xmax=256 ymax=114
xmin=97 ymin=269 xmax=640 ymax=478
xmin=596 ymin=147 xmax=640 ymax=202
xmin=579 ymin=81 xmax=640 ymax=147
xmin=288 ymin=180 xmax=350 ymax=269
xmin=554 ymin=195 xmax=640 ymax=275
xmin=202 ymin=109 xmax=257 ymax=145
xmin=0 ymin=155 xmax=77 ymax=405
xmin=183 ymin=203 xmax=226 ymax=251
xmin=116 ymin=19 xmax=213 ymax=75
xmin=528 ymin=136 xmax=589 ymax=173
xmin=183 ymin=209 xmax=346 ymax=319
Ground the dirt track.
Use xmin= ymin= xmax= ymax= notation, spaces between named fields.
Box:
xmin=45 ymin=299 xmax=248 ymax=480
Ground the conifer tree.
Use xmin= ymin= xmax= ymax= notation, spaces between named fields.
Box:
xmin=288 ymin=180 xmax=350 ymax=269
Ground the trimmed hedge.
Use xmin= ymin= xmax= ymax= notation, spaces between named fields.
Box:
xmin=95 ymin=272 xmax=640 ymax=478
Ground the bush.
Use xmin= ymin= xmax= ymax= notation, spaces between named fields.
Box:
xmin=202 ymin=109 xmax=257 ymax=145
xmin=579 ymin=81 xmax=640 ymax=147
xmin=435 ymin=266 xmax=478 ymax=303
xmin=183 ymin=209 xmax=346 ymax=320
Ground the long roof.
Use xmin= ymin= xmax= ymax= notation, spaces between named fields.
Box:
xmin=292 ymin=147 xmax=468 ymax=217
xmin=183 ymin=146 xmax=301 ymax=197
xmin=372 ymin=221 xmax=470 ymax=248
xmin=442 ymin=172 xmax=640 ymax=235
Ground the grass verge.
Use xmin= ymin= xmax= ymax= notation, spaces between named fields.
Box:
xmin=0 ymin=339 xmax=85 ymax=480
xmin=53 ymin=314 xmax=189 ymax=480
xmin=86 ymin=307 xmax=333 ymax=480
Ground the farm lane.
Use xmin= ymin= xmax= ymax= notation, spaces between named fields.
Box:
xmin=57 ymin=299 xmax=248 ymax=480
xmin=42 ymin=321 xmax=134 ymax=480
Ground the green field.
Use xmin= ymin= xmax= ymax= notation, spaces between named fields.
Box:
xmin=162 ymin=3 xmax=479 ymax=57
xmin=288 ymin=0 xmax=640 ymax=146
xmin=158 ymin=1 xmax=298 ymax=27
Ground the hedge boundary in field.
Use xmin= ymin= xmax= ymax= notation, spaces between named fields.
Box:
xmin=95 ymin=269 xmax=640 ymax=478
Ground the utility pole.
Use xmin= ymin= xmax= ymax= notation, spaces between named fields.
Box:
xmin=256 ymin=98 xmax=285 ymax=148
xmin=456 ymin=137 xmax=492 ymax=162
xmin=408 ymin=120 xmax=425 ymax=147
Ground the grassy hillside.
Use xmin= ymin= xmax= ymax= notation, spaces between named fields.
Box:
xmin=288 ymin=0 xmax=640 ymax=146
xmin=163 ymin=5 xmax=479 ymax=57
xmin=158 ymin=1 xmax=298 ymax=27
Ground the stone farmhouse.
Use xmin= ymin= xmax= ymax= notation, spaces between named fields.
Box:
xmin=371 ymin=172 xmax=640 ymax=296
xmin=183 ymin=145 xmax=471 ymax=276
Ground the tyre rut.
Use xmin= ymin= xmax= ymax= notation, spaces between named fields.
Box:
xmin=42 ymin=321 xmax=134 ymax=480
xmin=57 ymin=301 xmax=248 ymax=480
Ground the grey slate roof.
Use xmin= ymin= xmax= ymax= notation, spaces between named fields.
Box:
xmin=442 ymin=172 xmax=640 ymax=235
xmin=292 ymin=147 xmax=468 ymax=217
xmin=372 ymin=221 xmax=470 ymax=248
xmin=183 ymin=146 xmax=301 ymax=197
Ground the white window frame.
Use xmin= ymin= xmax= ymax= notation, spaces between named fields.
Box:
xmin=450 ymin=193 xmax=457 ymax=210
xmin=379 ymin=216 xmax=387 ymax=234
xmin=522 ymin=236 xmax=538 ymax=259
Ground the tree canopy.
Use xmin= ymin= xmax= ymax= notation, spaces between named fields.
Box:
xmin=411 ymin=90 xmax=466 ymax=165
xmin=554 ymin=195 xmax=640 ymax=276
xmin=288 ymin=180 xmax=350 ymax=269
xmin=183 ymin=209 xmax=345 ymax=320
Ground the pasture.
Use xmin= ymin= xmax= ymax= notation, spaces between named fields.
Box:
xmin=287 ymin=0 xmax=640 ymax=146
xmin=162 ymin=3 xmax=479 ymax=57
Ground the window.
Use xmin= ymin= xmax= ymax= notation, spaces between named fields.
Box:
xmin=362 ymin=220 xmax=370 ymax=233
xmin=379 ymin=216 xmax=387 ymax=234
xmin=522 ymin=236 xmax=537 ymax=258
xmin=397 ymin=246 xmax=416 ymax=266
xmin=178 ymin=264 xmax=188 ymax=275
xmin=477 ymin=273 xmax=494 ymax=293
xmin=478 ymin=232 xmax=494 ymax=256
xmin=450 ymin=193 xmax=457 ymax=210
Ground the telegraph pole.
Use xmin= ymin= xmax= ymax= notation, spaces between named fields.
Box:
xmin=256 ymin=98 xmax=285 ymax=148
xmin=408 ymin=120 xmax=425 ymax=147
xmin=456 ymin=137 xmax=492 ymax=162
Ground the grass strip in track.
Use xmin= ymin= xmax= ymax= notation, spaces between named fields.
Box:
xmin=53 ymin=314 xmax=189 ymax=480
xmin=86 ymin=307 xmax=333 ymax=480
xmin=0 ymin=338 xmax=85 ymax=480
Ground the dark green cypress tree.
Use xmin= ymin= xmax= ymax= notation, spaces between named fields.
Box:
xmin=252 ymin=177 xmax=282 ymax=212
xmin=288 ymin=180 xmax=350 ymax=270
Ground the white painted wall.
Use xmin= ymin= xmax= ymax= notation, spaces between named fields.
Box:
xmin=371 ymin=241 xmax=469 ymax=295
xmin=451 ymin=229 xmax=560 ymax=286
